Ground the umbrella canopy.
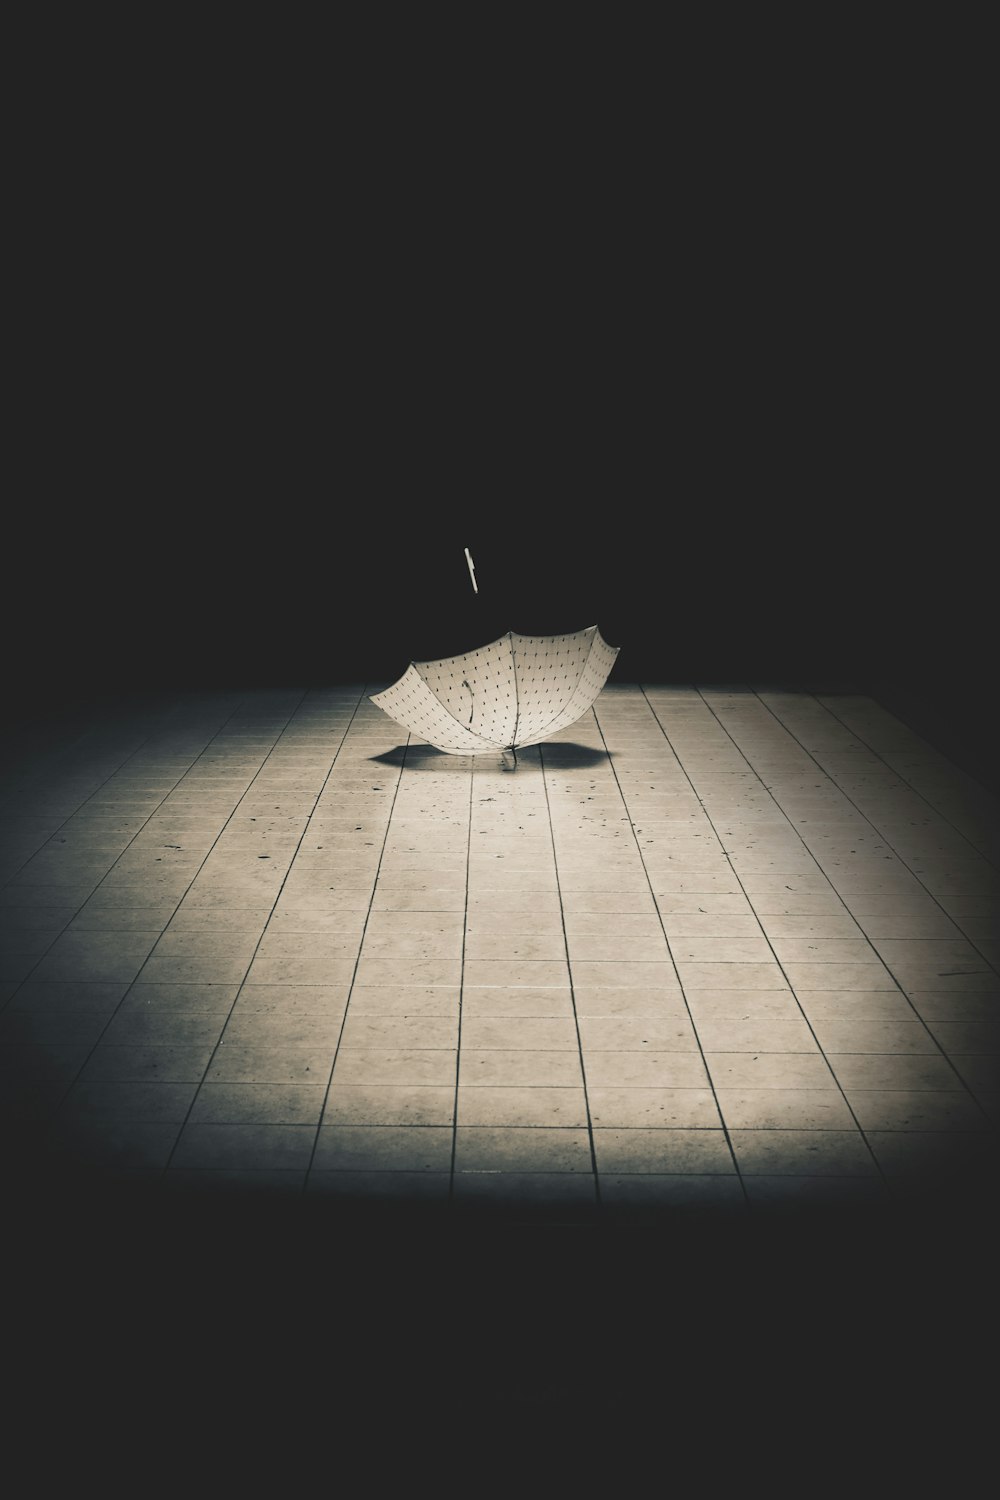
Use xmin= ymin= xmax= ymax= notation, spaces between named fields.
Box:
xmin=370 ymin=626 xmax=620 ymax=755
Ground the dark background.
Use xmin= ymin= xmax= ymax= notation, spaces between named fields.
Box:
xmin=5 ymin=16 xmax=993 ymax=784
xmin=2 ymin=16 xmax=994 ymax=1465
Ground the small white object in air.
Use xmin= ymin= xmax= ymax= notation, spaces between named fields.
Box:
xmin=464 ymin=547 xmax=478 ymax=593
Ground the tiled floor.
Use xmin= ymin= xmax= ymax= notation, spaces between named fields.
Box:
xmin=3 ymin=680 xmax=998 ymax=1441
xmin=2 ymin=681 xmax=997 ymax=1220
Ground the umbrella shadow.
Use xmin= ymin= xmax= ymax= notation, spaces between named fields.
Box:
xmin=369 ymin=743 xmax=611 ymax=770
xmin=538 ymin=743 xmax=612 ymax=768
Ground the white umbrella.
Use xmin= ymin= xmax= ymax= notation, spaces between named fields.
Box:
xmin=370 ymin=625 xmax=620 ymax=761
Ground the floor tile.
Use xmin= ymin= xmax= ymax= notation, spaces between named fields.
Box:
xmin=188 ymin=1083 xmax=327 ymax=1124
xmin=729 ymin=1129 xmax=879 ymax=1175
xmin=245 ymin=956 xmax=357 ymax=985
xmin=100 ymin=1011 xmax=226 ymax=1047
xmin=811 ymin=1020 xmax=939 ymax=1054
xmin=454 ymin=1126 xmax=592 ymax=1173
xmin=794 ymin=990 xmax=919 ymax=1021
xmin=705 ymin=1053 xmax=837 ymax=1089
xmin=455 ymin=1087 xmax=588 ymax=1127
xmin=924 ymin=1021 xmax=1000 ymax=1055
xmin=460 ymin=986 xmax=575 ymax=1017
xmin=205 ymin=1044 xmax=334 ymax=1084
xmin=578 ymin=1016 xmax=698 ymax=1050
xmin=685 ymin=990 xmax=803 ymax=1021
xmin=714 ymin=1088 xmax=857 ymax=1130
xmin=339 ymin=1015 xmax=457 ymax=1048
xmin=322 ymin=1085 xmax=456 ymax=1126
xmin=843 ymin=1090 xmax=990 ymax=1131
xmin=587 ymin=1088 xmax=721 ymax=1128
xmin=582 ymin=1052 xmax=708 ymax=1087
xmin=332 ymin=1049 xmax=457 ymax=1086
xmin=460 ymin=1016 xmax=579 ymax=1050
xmin=825 ymin=1054 xmax=966 ymax=1091
xmin=693 ymin=1018 xmax=817 ymax=1052
xmin=592 ymin=1128 xmax=735 ymax=1173
xmin=313 ymin=1125 xmax=453 ymax=1171
xmin=459 ymin=1050 xmax=583 ymax=1086
xmin=221 ymin=1012 xmax=345 ymax=1046
xmin=79 ymin=1045 xmax=214 ymax=1082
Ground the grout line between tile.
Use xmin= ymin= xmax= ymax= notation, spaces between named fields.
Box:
xmin=540 ymin=740 xmax=601 ymax=1205
xmin=589 ymin=703 xmax=749 ymax=1204
xmin=285 ymin=695 xmax=408 ymax=1188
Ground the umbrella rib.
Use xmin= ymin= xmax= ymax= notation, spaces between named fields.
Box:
xmin=508 ymin=630 xmax=521 ymax=752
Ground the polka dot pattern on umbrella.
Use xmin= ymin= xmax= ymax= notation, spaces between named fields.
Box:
xmin=370 ymin=626 xmax=620 ymax=754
